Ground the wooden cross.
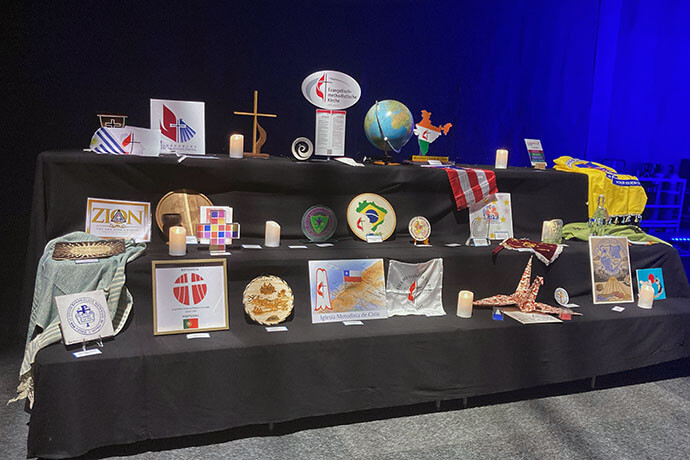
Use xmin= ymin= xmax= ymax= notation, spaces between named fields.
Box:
xmin=233 ymin=90 xmax=277 ymax=157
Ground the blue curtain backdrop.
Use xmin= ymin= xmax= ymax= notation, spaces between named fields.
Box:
xmin=4 ymin=0 xmax=690 ymax=341
xmin=14 ymin=0 xmax=601 ymax=165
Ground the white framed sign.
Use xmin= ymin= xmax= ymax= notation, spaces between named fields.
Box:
xmin=152 ymin=259 xmax=228 ymax=335
xmin=150 ymin=99 xmax=205 ymax=154
xmin=85 ymin=198 xmax=151 ymax=242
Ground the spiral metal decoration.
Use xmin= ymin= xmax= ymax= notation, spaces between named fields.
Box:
xmin=291 ymin=137 xmax=314 ymax=161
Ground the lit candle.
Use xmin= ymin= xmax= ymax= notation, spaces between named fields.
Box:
xmin=265 ymin=221 xmax=280 ymax=247
xmin=229 ymin=134 xmax=244 ymax=159
xmin=169 ymin=226 xmax=187 ymax=256
xmin=457 ymin=290 xmax=474 ymax=318
xmin=495 ymin=149 xmax=508 ymax=169
xmin=638 ymin=284 xmax=654 ymax=309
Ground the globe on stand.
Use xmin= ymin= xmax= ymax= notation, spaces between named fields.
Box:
xmin=363 ymin=100 xmax=413 ymax=164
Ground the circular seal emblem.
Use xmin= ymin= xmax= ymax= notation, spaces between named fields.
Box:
xmin=243 ymin=275 xmax=294 ymax=325
xmin=408 ymin=216 xmax=431 ymax=242
xmin=346 ymin=193 xmax=397 ymax=241
xmin=554 ymin=287 xmax=569 ymax=306
xmin=291 ymin=137 xmax=314 ymax=161
xmin=66 ymin=296 xmax=107 ymax=336
xmin=301 ymin=205 xmax=337 ymax=242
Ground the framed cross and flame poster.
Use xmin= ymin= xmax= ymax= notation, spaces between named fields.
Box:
xmin=151 ymin=259 xmax=228 ymax=335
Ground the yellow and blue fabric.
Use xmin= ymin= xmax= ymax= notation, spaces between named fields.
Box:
xmin=553 ymin=156 xmax=647 ymax=223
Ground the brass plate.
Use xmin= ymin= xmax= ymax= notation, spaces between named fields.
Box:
xmin=155 ymin=190 xmax=213 ymax=236
xmin=52 ymin=240 xmax=125 ymax=260
xmin=242 ymin=275 xmax=294 ymax=325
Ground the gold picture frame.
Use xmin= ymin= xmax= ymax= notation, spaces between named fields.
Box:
xmin=151 ymin=259 xmax=229 ymax=335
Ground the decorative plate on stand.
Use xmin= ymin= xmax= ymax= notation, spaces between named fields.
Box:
xmin=346 ymin=193 xmax=396 ymax=241
xmin=243 ymin=276 xmax=294 ymax=325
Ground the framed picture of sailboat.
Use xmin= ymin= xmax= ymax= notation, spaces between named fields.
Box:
xmin=589 ymin=236 xmax=634 ymax=304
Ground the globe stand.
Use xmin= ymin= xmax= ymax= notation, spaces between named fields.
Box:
xmin=372 ymin=147 xmax=401 ymax=166
xmin=365 ymin=100 xmax=412 ymax=166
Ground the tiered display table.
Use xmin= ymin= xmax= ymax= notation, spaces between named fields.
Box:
xmin=22 ymin=151 xmax=690 ymax=458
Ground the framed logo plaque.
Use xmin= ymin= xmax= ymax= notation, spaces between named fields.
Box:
xmin=346 ymin=193 xmax=397 ymax=241
xmin=55 ymin=290 xmax=115 ymax=345
xmin=301 ymin=205 xmax=337 ymax=242
xmin=152 ymin=259 xmax=229 ymax=335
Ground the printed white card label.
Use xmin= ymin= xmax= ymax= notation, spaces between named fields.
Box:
xmin=85 ymin=198 xmax=151 ymax=242
xmin=366 ymin=234 xmax=383 ymax=243
xmin=186 ymin=332 xmax=211 ymax=339
xmin=73 ymin=349 xmax=102 ymax=358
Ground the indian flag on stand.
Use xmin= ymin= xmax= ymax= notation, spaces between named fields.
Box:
xmin=414 ymin=125 xmax=443 ymax=155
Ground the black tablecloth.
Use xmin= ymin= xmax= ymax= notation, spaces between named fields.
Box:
xmin=23 ymin=151 xmax=690 ymax=458
xmin=22 ymin=150 xmax=589 ymax=333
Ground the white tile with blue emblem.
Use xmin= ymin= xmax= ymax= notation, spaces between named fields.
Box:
xmin=55 ymin=290 xmax=114 ymax=346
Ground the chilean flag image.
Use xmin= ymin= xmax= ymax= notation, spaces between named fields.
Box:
xmin=343 ymin=269 xmax=362 ymax=283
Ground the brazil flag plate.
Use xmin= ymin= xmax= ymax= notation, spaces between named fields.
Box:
xmin=346 ymin=193 xmax=396 ymax=241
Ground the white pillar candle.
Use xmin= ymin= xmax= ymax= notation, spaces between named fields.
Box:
xmin=169 ymin=226 xmax=187 ymax=256
xmin=265 ymin=221 xmax=281 ymax=247
xmin=638 ymin=284 xmax=654 ymax=309
xmin=457 ymin=290 xmax=474 ymax=318
xmin=229 ymin=134 xmax=244 ymax=158
xmin=495 ymin=149 xmax=508 ymax=169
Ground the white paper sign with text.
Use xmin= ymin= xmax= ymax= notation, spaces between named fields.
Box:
xmin=85 ymin=198 xmax=151 ymax=242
